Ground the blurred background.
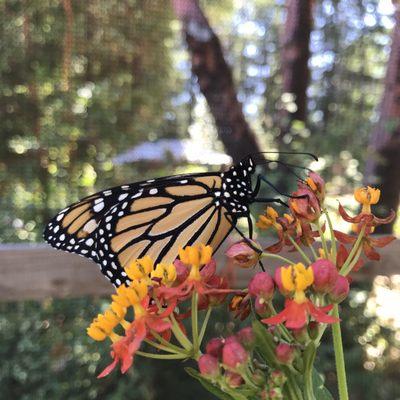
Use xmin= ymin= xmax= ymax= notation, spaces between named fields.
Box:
xmin=1 ymin=0 xmax=400 ymax=398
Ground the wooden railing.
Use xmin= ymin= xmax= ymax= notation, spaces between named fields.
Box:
xmin=1 ymin=240 xmax=399 ymax=302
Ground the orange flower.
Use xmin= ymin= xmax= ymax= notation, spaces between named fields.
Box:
xmin=262 ymin=298 xmax=337 ymax=329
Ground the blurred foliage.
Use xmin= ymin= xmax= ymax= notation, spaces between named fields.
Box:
xmin=0 ymin=0 xmax=394 ymax=243
xmin=1 ymin=0 xmax=399 ymax=398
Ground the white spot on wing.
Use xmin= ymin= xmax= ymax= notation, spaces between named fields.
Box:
xmin=93 ymin=202 xmax=104 ymax=212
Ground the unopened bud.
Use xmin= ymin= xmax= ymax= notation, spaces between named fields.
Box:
xmin=225 ymin=371 xmax=243 ymax=388
xmin=222 ymin=341 xmax=249 ymax=368
xmin=198 ymin=354 xmax=219 ymax=378
xmin=311 ymin=259 xmax=339 ymax=293
xmin=237 ymin=327 xmax=255 ymax=349
xmin=206 ymin=337 xmax=224 ymax=359
xmin=255 ymin=295 xmax=272 ymax=318
xmin=328 ymin=275 xmax=350 ymax=303
xmin=248 ymin=272 xmax=275 ymax=300
xmin=275 ymin=343 xmax=295 ymax=364
xmin=225 ymin=240 xmax=261 ymax=268
xmin=269 ymin=370 xmax=287 ymax=387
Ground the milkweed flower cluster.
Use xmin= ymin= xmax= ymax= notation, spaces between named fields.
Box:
xmin=87 ymin=173 xmax=395 ymax=399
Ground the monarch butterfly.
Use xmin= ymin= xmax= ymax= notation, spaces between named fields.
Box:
xmin=44 ymin=152 xmax=314 ymax=287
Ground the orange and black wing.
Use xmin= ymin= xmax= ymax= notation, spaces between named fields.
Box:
xmin=44 ymin=173 xmax=233 ymax=286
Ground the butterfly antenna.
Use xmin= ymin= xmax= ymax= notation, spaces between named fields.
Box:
xmin=250 ymin=150 xmax=318 ymax=162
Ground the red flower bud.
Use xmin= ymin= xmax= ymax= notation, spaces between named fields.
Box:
xmin=237 ymin=327 xmax=255 ymax=349
xmin=311 ymin=259 xmax=339 ymax=293
xmin=275 ymin=343 xmax=295 ymax=364
xmin=206 ymin=337 xmax=224 ymax=359
xmin=254 ymin=295 xmax=272 ymax=317
xmin=225 ymin=240 xmax=261 ymax=268
xmin=328 ymin=275 xmax=350 ymax=303
xmin=225 ymin=371 xmax=244 ymax=388
xmin=198 ymin=354 xmax=220 ymax=378
xmin=248 ymin=272 xmax=274 ymax=300
xmin=222 ymin=340 xmax=249 ymax=368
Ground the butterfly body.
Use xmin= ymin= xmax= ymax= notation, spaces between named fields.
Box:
xmin=44 ymin=156 xmax=257 ymax=286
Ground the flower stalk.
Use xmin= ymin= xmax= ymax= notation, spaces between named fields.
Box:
xmin=332 ymin=304 xmax=349 ymax=400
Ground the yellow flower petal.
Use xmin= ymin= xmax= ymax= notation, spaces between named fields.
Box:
xmin=200 ymin=244 xmax=213 ymax=265
xmin=87 ymin=325 xmax=107 ymax=341
xmin=266 ymin=207 xmax=278 ymax=219
xmin=138 ymin=256 xmax=154 ymax=275
xmin=179 ymin=247 xmax=190 ymax=264
xmin=281 ymin=266 xmax=295 ymax=292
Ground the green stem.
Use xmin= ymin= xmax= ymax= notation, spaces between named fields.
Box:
xmin=144 ymin=339 xmax=185 ymax=355
xmin=150 ymin=330 xmax=186 ymax=354
xmin=136 ymin=350 xmax=188 ymax=360
xmin=340 ymin=226 xmax=365 ymax=276
xmin=261 ymin=252 xmax=296 ymax=265
xmin=341 ymin=246 xmax=363 ymax=277
xmin=285 ymin=373 xmax=304 ymax=400
xmin=191 ymin=292 xmax=199 ymax=355
xmin=169 ymin=313 xmax=193 ymax=352
xmin=323 ymin=208 xmax=337 ymax=262
xmin=304 ymin=350 xmax=316 ymax=400
xmin=308 ymin=241 xmax=319 ymax=261
xmin=286 ymin=235 xmax=312 ymax=264
xmin=198 ymin=307 xmax=212 ymax=347
xmin=332 ymin=305 xmax=349 ymax=400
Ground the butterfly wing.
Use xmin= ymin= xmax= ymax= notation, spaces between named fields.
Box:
xmin=44 ymin=174 xmax=233 ymax=286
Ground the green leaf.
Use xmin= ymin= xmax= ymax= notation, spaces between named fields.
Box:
xmin=312 ymin=369 xmax=335 ymax=400
xmin=185 ymin=367 xmax=234 ymax=400
xmin=252 ymin=320 xmax=278 ymax=367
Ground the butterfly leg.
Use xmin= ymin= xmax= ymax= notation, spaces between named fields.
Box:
xmin=252 ymin=197 xmax=289 ymax=208
xmin=254 ymin=174 xmax=307 ymax=202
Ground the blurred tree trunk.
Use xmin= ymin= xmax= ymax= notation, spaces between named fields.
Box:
xmin=364 ymin=6 xmax=400 ymax=233
xmin=172 ymin=0 xmax=261 ymax=163
xmin=278 ymin=0 xmax=313 ymax=145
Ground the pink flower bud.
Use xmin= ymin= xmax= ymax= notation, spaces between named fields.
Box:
xmin=311 ymin=259 xmax=339 ymax=293
xmin=222 ymin=340 xmax=249 ymax=368
xmin=225 ymin=371 xmax=243 ymax=388
xmin=307 ymin=321 xmax=319 ymax=340
xmin=291 ymin=326 xmax=309 ymax=343
xmin=275 ymin=343 xmax=295 ymax=364
xmin=328 ymin=275 xmax=350 ymax=303
xmin=224 ymin=335 xmax=240 ymax=345
xmin=255 ymin=295 xmax=272 ymax=318
xmin=237 ymin=327 xmax=255 ymax=349
xmin=198 ymin=354 xmax=219 ymax=377
xmin=269 ymin=370 xmax=286 ymax=387
xmin=206 ymin=338 xmax=224 ymax=359
xmin=269 ymin=388 xmax=284 ymax=400
xmin=173 ymin=259 xmax=189 ymax=283
xmin=225 ymin=240 xmax=261 ymax=268
xmin=248 ymin=272 xmax=274 ymax=300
